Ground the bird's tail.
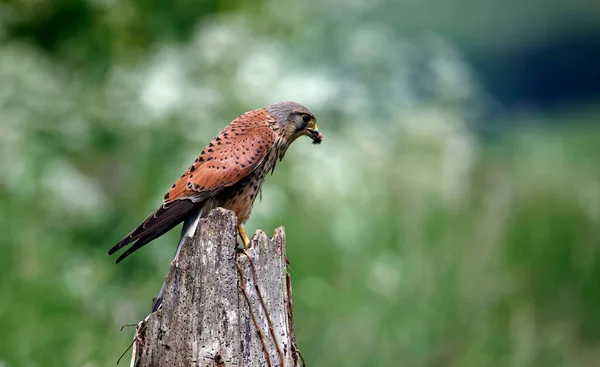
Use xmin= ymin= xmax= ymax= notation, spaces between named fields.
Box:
xmin=151 ymin=207 xmax=203 ymax=312
xmin=108 ymin=199 xmax=199 ymax=264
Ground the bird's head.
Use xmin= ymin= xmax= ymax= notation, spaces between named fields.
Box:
xmin=265 ymin=101 xmax=322 ymax=144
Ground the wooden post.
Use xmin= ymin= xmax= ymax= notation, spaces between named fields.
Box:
xmin=135 ymin=208 xmax=303 ymax=367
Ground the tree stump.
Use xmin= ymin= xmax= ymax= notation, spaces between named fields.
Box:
xmin=135 ymin=208 xmax=302 ymax=367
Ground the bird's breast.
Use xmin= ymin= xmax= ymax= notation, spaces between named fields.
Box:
xmin=216 ymin=149 xmax=279 ymax=224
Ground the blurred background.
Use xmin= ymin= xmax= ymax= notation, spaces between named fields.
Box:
xmin=1 ymin=0 xmax=600 ymax=366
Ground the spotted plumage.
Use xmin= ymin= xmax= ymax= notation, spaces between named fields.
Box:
xmin=109 ymin=101 xmax=321 ymax=264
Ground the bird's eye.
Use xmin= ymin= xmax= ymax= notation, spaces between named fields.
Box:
xmin=301 ymin=114 xmax=312 ymax=124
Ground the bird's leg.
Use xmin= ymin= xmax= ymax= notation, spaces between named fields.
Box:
xmin=238 ymin=225 xmax=250 ymax=248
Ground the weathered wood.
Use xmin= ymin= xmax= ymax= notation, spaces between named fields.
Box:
xmin=136 ymin=208 xmax=301 ymax=367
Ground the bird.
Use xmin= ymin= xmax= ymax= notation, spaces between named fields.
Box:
xmin=108 ymin=101 xmax=321 ymax=308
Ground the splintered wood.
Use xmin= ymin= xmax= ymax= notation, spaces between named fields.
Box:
xmin=134 ymin=208 xmax=302 ymax=367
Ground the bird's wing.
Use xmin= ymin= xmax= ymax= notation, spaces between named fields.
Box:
xmin=109 ymin=111 xmax=276 ymax=263
xmin=166 ymin=122 xmax=276 ymax=203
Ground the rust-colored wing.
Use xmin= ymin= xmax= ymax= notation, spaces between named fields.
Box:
xmin=165 ymin=122 xmax=276 ymax=203
xmin=109 ymin=110 xmax=276 ymax=263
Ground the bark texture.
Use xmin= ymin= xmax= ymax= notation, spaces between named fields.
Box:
xmin=137 ymin=208 xmax=301 ymax=367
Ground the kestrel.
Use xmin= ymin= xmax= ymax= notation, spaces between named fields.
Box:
xmin=108 ymin=101 xmax=321 ymax=266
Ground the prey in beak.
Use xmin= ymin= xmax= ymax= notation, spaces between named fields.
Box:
xmin=307 ymin=128 xmax=322 ymax=144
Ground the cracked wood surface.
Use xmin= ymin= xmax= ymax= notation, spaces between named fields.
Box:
xmin=137 ymin=208 xmax=300 ymax=367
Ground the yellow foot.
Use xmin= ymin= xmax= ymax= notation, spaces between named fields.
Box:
xmin=238 ymin=225 xmax=250 ymax=248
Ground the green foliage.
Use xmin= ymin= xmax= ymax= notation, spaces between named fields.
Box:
xmin=1 ymin=1 xmax=600 ymax=366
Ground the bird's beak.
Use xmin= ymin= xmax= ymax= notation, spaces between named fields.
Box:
xmin=306 ymin=125 xmax=322 ymax=145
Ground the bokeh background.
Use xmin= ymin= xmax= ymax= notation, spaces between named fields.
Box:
xmin=1 ymin=0 xmax=600 ymax=366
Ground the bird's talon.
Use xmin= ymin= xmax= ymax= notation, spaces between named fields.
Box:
xmin=238 ymin=225 xmax=250 ymax=248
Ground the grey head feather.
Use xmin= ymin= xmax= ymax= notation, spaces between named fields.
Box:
xmin=265 ymin=101 xmax=314 ymax=124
